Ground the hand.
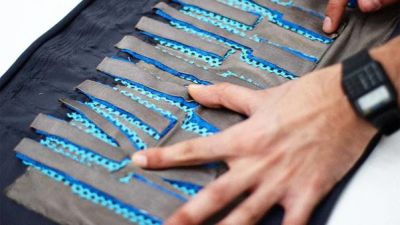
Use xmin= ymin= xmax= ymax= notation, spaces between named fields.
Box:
xmin=323 ymin=0 xmax=400 ymax=33
xmin=131 ymin=63 xmax=378 ymax=224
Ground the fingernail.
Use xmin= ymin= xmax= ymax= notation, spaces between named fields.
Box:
xmin=131 ymin=153 xmax=147 ymax=167
xmin=323 ymin=17 xmax=332 ymax=33
xmin=364 ymin=0 xmax=382 ymax=10
xmin=189 ymin=84 xmax=204 ymax=89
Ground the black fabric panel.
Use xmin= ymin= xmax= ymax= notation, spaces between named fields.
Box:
xmin=0 ymin=0 xmax=399 ymax=224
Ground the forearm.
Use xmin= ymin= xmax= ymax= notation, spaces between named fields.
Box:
xmin=370 ymin=36 xmax=400 ymax=101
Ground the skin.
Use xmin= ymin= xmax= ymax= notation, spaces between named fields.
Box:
xmin=323 ymin=0 xmax=400 ymax=33
xmin=132 ymin=13 xmax=400 ymax=225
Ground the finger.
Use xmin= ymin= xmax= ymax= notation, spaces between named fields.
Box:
xmin=131 ymin=120 xmax=252 ymax=168
xmin=358 ymin=0 xmax=397 ymax=12
xmin=188 ymin=83 xmax=258 ymax=116
xmin=217 ymin=183 xmax=282 ymax=225
xmin=164 ymin=170 xmax=253 ymax=225
xmin=324 ymin=0 xmax=348 ymax=33
xmin=282 ymin=189 xmax=322 ymax=225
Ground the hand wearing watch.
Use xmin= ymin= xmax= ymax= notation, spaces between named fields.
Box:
xmin=342 ymin=49 xmax=400 ymax=135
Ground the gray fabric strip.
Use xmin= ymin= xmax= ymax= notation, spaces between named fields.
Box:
xmin=247 ymin=19 xmax=328 ymax=59
xmin=153 ymin=2 xmax=315 ymax=75
xmin=135 ymin=17 xmax=230 ymax=58
xmin=197 ymin=107 xmax=245 ymax=131
xmin=30 ymin=114 xmax=130 ymax=161
xmin=293 ymin=0 xmax=327 ymax=16
xmin=60 ymin=98 xmax=136 ymax=152
xmin=115 ymin=36 xmax=258 ymax=88
xmin=76 ymin=80 xmax=170 ymax=134
xmin=15 ymin=138 xmax=184 ymax=220
xmin=6 ymin=169 xmax=132 ymax=225
xmin=253 ymin=0 xmax=325 ymax=35
xmin=135 ymin=61 xmax=193 ymax=86
xmin=116 ymin=85 xmax=186 ymax=119
xmin=178 ymin=0 xmax=259 ymax=26
xmin=214 ymin=51 xmax=288 ymax=88
xmin=97 ymin=57 xmax=191 ymax=100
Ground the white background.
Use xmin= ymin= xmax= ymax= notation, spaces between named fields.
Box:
xmin=0 ymin=1 xmax=399 ymax=225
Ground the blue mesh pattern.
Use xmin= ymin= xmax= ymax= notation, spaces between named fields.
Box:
xmin=181 ymin=7 xmax=248 ymax=37
xmin=154 ymin=45 xmax=212 ymax=70
xmin=121 ymin=49 xmax=211 ymax=85
xmin=217 ymin=0 xmax=332 ymax=44
xmin=156 ymin=9 xmax=296 ymax=79
xmin=84 ymin=101 xmax=149 ymax=150
xmin=118 ymin=89 xmax=178 ymax=121
xmin=86 ymin=100 xmax=160 ymax=140
xmin=116 ymin=80 xmax=220 ymax=136
xmin=67 ymin=112 xmax=119 ymax=147
xmin=18 ymin=155 xmax=162 ymax=225
xmin=154 ymin=37 xmax=223 ymax=67
xmin=39 ymin=136 xmax=130 ymax=172
xmin=163 ymin=179 xmax=202 ymax=197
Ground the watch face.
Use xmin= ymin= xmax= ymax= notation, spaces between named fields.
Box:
xmin=356 ymin=85 xmax=393 ymax=116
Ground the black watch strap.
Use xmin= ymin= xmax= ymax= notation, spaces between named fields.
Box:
xmin=342 ymin=50 xmax=400 ymax=135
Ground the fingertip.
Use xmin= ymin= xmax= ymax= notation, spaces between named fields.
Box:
xmin=188 ymin=84 xmax=207 ymax=94
xmin=323 ymin=17 xmax=334 ymax=33
xmin=131 ymin=152 xmax=148 ymax=167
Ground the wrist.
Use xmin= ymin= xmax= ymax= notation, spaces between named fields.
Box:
xmin=369 ymin=37 xmax=400 ymax=103
xmin=309 ymin=64 xmax=378 ymax=147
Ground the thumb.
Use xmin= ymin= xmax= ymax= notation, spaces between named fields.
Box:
xmin=188 ymin=83 xmax=258 ymax=116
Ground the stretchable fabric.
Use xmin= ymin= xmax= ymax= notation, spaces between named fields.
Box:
xmin=76 ymin=80 xmax=172 ymax=136
xmin=252 ymin=0 xmax=326 ymax=36
xmin=31 ymin=114 xmax=131 ymax=160
xmin=97 ymin=57 xmax=192 ymax=100
xmin=60 ymin=98 xmax=136 ymax=152
xmin=175 ymin=0 xmax=259 ymax=26
xmin=135 ymin=17 xmax=230 ymax=58
xmin=98 ymin=57 xmax=245 ymax=131
xmin=13 ymin=138 xmax=186 ymax=221
xmin=247 ymin=19 xmax=328 ymax=59
xmin=5 ymin=1 xmax=398 ymax=225
xmin=153 ymin=2 xmax=315 ymax=75
xmin=115 ymin=35 xmax=260 ymax=88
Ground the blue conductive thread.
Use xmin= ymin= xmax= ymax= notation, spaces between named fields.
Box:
xmin=16 ymin=153 xmax=162 ymax=225
xmin=119 ymin=173 xmax=188 ymax=201
xmin=251 ymin=35 xmax=318 ymax=62
xmin=67 ymin=111 xmax=119 ymax=147
xmin=120 ymin=49 xmax=211 ymax=85
xmin=155 ymin=9 xmax=297 ymax=79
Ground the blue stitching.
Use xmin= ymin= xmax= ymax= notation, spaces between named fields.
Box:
xmin=17 ymin=153 xmax=162 ymax=225
xmin=120 ymin=49 xmax=211 ymax=85
xmin=120 ymin=173 xmax=188 ymax=202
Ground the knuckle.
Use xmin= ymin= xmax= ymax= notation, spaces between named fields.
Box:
xmin=147 ymin=151 xmax=164 ymax=167
xmin=206 ymin=184 xmax=230 ymax=203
